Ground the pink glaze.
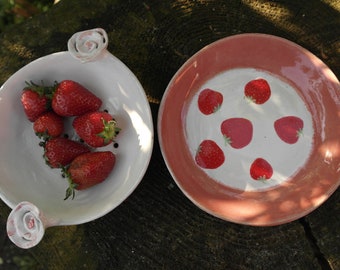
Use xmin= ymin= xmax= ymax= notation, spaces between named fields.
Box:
xmin=158 ymin=33 xmax=340 ymax=226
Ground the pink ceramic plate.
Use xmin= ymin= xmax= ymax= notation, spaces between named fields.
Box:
xmin=158 ymin=33 xmax=340 ymax=226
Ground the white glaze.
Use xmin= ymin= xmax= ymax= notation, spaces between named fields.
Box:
xmin=185 ymin=68 xmax=314 ymax=191
xmin=67 ymin=28 xmax=108 ymax=62
xmin=0 ymin=50 xmax=153 ymax=234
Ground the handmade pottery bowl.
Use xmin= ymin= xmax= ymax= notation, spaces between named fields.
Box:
xmin=158 ymin=33 xmax=340 ymax=226
xmin=0 ymin=29 xmax=153 ymax=248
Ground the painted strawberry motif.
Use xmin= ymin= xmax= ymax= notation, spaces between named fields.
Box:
xmin=195 ymin=140 xmax=225 ymax=169
xmin=52 ymin=80 xmax=102 ymax=116
xmin=244 ymin=78 xmax=271 ymax=104
xmin=43 ymin=137 xmax=91 ymax=168
xmin=220 ymin=118 xmax=253 ymax=149
xmin=250 ymin=158 xmax=273 ymax=181
xmin=33 ymin=111 xmax=64 ymax=139
xmin=64 ymin=151 xmax=116 ymax=200
xmin=274 ymin=116 xmax=304 ymax=144
xmin=198 ymin=88 xmax=223 ymax=115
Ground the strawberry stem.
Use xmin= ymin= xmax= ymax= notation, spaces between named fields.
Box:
xmin=62 ymin=167 xmax=78 ymax=200
xmin=24 ymin=80 xmax=57 ymax=100
xmin=213 ymin=104 xmax=221 ymax=113
xmin=244 ymin=95 xmax=255 ymax=104
xmin=297 ymin=128 xmax=304 ymax=138
xmin=258 ymin=176 xmax=270 ymax=182
xmin=97 ymin=119 xmax=121 ymax=144
xmin=35 ymin=130 xmax=51 ymax=141
xmin=223 ymin=135 xmax=232 ymax=146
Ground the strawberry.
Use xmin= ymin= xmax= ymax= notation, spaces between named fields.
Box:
xmin=220 ymin=118 xmax=253 ymax=149
xmin=274 ymin=116 xmax=304 ymax=144
xmin=33 ymin=111 xmax=64 ymax=139
xmin=43 ymin=137 xmax=91 ymax=168
xmin=52 ymin=80 xmax=102 ymax=116
xmin=21 ymin=81 xmax=53 ymax=122
xmin=244 ymin=78 xmax=271 ymax=105
xmin=198 ymin=88 xmax=223 ymax=115
xmin=250 ymin=158 xmax=273 ymax=180
xmin=73 ymin=111 xmax=121 ymax=147
xmin=64 ymin=151 xmax=116 ymax=200
xmin=195 ymin=139 xmax=225 ymax=169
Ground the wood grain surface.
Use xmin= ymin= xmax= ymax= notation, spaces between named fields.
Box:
xmin=0 ymin=0 xmax=339 ymax=269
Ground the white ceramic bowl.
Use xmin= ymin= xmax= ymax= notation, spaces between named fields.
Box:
xmin=0 ymin=29 xmax=154 ymax=248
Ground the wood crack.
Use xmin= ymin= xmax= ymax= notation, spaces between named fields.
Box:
xmin=299 ymin=218 xmax=332 ymax=270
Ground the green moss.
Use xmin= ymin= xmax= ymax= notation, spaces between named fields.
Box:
xmin=32 ymin=225 xmax=98 ymax=269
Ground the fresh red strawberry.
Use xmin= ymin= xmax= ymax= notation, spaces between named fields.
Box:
xmin=195 ymin=140 xmax=225 ymax=169
xmin=244 ymin=78 xmax=271 ymax=105
xmin=73 ymin=111 xmax=121 ymax=147
xmin=21 ymin=82 xmax=52 ymax=122
xmin=198 ymin=88 xmax=223 ymax=115
xmin=33 ymin=111 xmax=64 ymax=139
xmin=250 ymin=158 xmax=273 ymax=180
xmin=274 ymin=116 xmax=304 ymax=144
xmin=52 ymin=80 xmax=102 ymax=116
xmin=64 ymin=151 xmax=116 ymax=200
xmin=43 ymin=137 xmax=91 ymax=168
xmin=220 ymin=118 xmax=253 ymax=149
